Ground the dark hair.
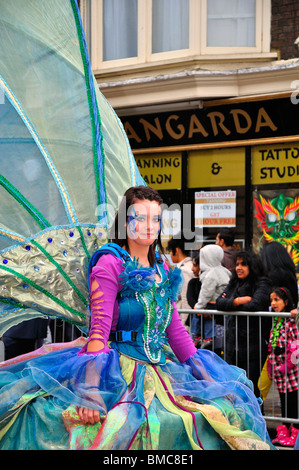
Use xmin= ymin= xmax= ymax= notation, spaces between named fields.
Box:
xmin=217 ymin=228 xmax=235 ymax=247
xmin=192 ymin=251 xmax=199 ymax=265
xmin=261 ymin=242 xmax=296 ymax=275
xmin=229 ymin=250 xmax=266 ymax=287
xmin=167 ymin=232 xmax=191 ymax=257
xmin=271 ymin=286 xmax=295 ymax=312
xmin=109 ymin=185 xmax=164 ymax=267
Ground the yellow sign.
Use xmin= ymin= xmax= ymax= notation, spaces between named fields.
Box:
xmin=188 ymin=147 xmax=245 ymax=188
xmin=252 ymin=143 xmax=299 ymax=185
xmin=135 ymin=153 xmax=182 ymax=189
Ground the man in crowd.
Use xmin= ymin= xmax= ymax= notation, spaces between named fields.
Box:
xmin=216 ymin=228 xmax=239 ymax=272
xmin=167 ymin=233 xmax=193 ymax=331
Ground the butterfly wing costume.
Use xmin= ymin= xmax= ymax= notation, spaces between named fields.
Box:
xmin=0 ymin=0 xmax=144 ymax=337
xmin=0 ymin=0 xmax=275 ymax=450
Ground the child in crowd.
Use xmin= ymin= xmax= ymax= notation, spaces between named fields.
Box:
xmin=194 ymin=244 xmax=231 ymax=349
xmin=268 ymin=287 xmax=299 ymax=447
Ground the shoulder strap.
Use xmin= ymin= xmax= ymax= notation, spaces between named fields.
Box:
xmin=87 ymin=243 xmax=130 ymax=288
xmin=88 ymin=243 xmax=163 ymax=288
xmin=88 ymin=242 xmax=130 ymax=269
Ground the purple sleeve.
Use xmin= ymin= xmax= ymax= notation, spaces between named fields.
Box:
xmin=79 ymin=254 xmax=123 ymax=355
xmin=166 ymin=301 xmax=197 ymax=362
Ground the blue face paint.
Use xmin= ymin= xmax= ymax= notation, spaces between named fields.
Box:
xmin=127 ymin=208 xmax=139 ymax=238
xmin=153 ymin=215 xmax=161 ymax=235
xmin=127 ymin=205 xmax=161 ymax=240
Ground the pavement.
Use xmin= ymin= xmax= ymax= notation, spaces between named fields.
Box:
xmin=263 ymin=385 xmax=297 ymax=450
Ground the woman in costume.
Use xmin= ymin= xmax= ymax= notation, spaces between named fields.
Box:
xmin=0 ymin=186 xmax=275 ymax=450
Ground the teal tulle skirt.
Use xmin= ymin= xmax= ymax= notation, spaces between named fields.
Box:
xmin=0 ymin=338 xmax=276 ymax=450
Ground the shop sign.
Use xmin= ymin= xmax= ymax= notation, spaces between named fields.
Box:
xmin=252 ymin=143 xmax=299 ymax=184
xmin=195 ymin=190 xmax=236 ymax=227
xmin=122 ymin=97 xmax=299 ymax=149
xmin=135 ymin=153 xmax=181 ymax=189
xmin=188 ymin=147 xmax=245 ymax=188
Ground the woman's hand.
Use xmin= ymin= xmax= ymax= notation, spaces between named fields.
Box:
xmin=234 ymin=296 xmax=252 ymax=307
xmin=77 ymin=407 xmax=101 ymax=424
xmin=290 ymin=308 xmax=297 ymax=318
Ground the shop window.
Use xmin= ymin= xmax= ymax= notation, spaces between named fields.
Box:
xmin=201 ymin=0 xmax=270 ymax=55
xmin=152 ymin=0 xmax=189 ymax=54
xmin=252 ymin=142 xmax=299 ymax=272
xmin=102 ymin=0 xmax=138 ymax=61
xmin=80 ymin=0 xmax=272 ymax=74
xmin=187 ymin=147 xmax=246 ymax=248
xmin=206 ymin=0 xmax=256 ymax=47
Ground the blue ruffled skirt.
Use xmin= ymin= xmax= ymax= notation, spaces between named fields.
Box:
xmin=0 ymin=338 xmax=275 ymax=450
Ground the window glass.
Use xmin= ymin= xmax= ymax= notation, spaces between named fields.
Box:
xmin=207 ymin=0 xmax=256 ymax=47
xmin=103 ymin=0 xmax=138 ymax=60
xmin=152 ymin=0 xmax=189 ymax=53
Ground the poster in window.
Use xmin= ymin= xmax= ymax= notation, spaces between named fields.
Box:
xmin=253 ymin=189 xmax=299 ymax=268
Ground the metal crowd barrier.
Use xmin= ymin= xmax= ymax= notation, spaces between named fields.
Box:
xmin=178 ymin=308 xmax=299 ymax=426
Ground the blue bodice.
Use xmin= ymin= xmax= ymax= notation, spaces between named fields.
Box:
xmin=109 ymin=257 xmax=183 ymax=364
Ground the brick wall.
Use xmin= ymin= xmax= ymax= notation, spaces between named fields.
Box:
xmin=271 ymin=0 xmax=299 ymax=59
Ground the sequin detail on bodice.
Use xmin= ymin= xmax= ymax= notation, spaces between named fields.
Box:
xmin=116 ymin=258 xmax=183 ymax=363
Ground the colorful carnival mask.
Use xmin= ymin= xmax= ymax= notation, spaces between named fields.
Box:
xmin=254 ymin=193 xmax=299 ymax=265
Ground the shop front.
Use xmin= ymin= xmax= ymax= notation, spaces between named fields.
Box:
xmin=120 ymin=93 xmax=299 ymax=271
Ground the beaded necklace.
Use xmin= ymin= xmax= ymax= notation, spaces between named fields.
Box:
xmin=271 ymin=316 xmax=285 ymax=349
xmin=135 ymin=284 xmax=173 ymax=363
xmin=119 ymin=255 xmax=181 ymax=363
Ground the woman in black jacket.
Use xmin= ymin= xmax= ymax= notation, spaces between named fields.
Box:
xmin=261 ymin=241 xmax=298 ymax=308
xmin=216 ymin=250 xmax=271 ymax=396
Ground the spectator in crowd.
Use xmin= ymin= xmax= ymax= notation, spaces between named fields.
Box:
xmin=187 ymin=252 xmax=201 ymax=345
xmin=258 ymin=241 xmax=298 ymax=399
xmin=187 ymin=252 xmax=201 ymax=309
xmin=267 ymin=287 xmax=298 ymax=447
xmin=261 ymin=241 xmax=298 ymax=312
xmin=194 ymin=244 xmax=231 ymax=348
xmin=167 ymin=233 xmax=193 ymax=330
xmin=216 ymin=250 xmax=271 ymax=397
xmin=3 ymin=318 xmax=48 ymax=360
xmin=216 ymin=228 xmax=239 ymax=271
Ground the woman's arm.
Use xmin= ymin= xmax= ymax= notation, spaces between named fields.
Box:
xmin=216 ymin=285 xmax=235 ymax=311
xmin=194 ymin=276 xmax=218 ymax=310
xmin=79 ymin=254 xmax=122 ymax=355
xmin=236 ymin=278 xmax=270 ymax=312
xmin=86 ymin=278 xmax=108 ymax=353
xmin=77 ymin=254 xmax=122 ymax=423
xmin=186 ymin=278 xmax=200 ymax=309
xmin=166 ymin=302 xmax=197 ymax=362
xmin=216 ymin=279 xmax=270 ymax=312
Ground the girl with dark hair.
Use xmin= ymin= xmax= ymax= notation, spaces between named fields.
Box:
xmin=216 ymin=250 xmax=272 ymax=396
xmin=259 ymin=242 xmax=298 ymax=402
xmin=268 ymin=287 xmax=299 ymax=447
xmin=0 ymin=187 xmax=275 ymax=450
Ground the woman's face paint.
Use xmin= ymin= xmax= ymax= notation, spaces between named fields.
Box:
xmin=127 ymin=199 xmax=161 ymax=245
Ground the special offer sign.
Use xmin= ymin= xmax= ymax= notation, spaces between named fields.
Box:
xmin=195 ymin=190 xmax=236 ymax=227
